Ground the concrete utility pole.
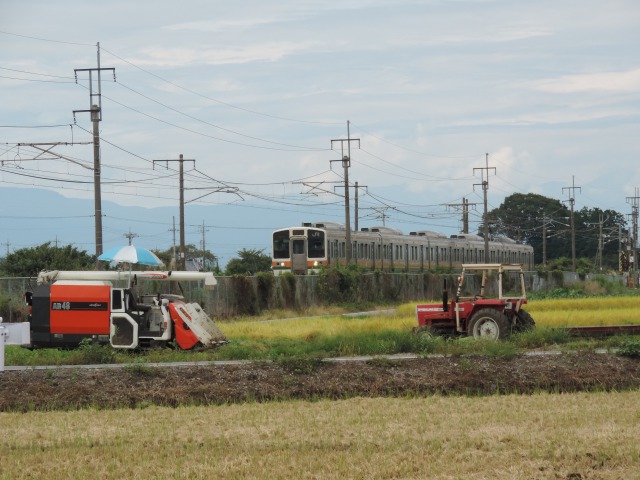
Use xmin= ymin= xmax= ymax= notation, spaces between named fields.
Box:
xmin=473 ymin=153 xmax=496 ymax=262
xmin=626 ymin=188 xmax=640 ymax=287
xmin=332 ymin=181 xmax=367 ymax=232
xmin=331 ymin=121 xmax=360 ymax=263
xmin=73 ymin=42 xmax=116 ymax=263
xmin=594 ymin=213 xmax=610 ymax=272
xmin=198 ymin=220 xmax=209 ymax=271
xmin=446 ymin=198 xmax=479 ymax=234
xmin=153 ymin=154 xmax=195 ymax=270
xmin=562 ymin=176 xmax=581 ymax=272
xmin=543 ymin=216 xmax=548 ymax=268
xmin=169 ymin=216 xmax=178 ymax=269
xmin=123 ymin=229 xmax=138 ymax=246
xmin=355 ymin=181 xmax=359 ymax=232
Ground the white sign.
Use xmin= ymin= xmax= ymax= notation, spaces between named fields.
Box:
xmin=0 ymin=318 xmax=31 ymax=372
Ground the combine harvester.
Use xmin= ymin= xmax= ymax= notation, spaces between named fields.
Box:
xmin=25 ymin=270 xmax=227 ymax=350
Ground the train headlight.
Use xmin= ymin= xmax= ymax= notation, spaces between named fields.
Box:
xmin=279 ymin=262 xmax=286 ymax=267
xmin=313 ymin=261 xmax=319 ymax=267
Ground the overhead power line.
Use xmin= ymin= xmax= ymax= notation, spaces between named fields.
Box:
xmin=0 ymin=29 xmax=94 ymax=47
xmin=100 ymin=46 xmax=343 ymax=126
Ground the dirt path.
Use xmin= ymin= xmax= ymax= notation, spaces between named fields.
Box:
xmin=1 ymin=352 xmax=639 ymax=411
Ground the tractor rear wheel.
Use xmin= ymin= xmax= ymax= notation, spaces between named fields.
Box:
xmin=469 ymin=308 xmax=510 ymax=340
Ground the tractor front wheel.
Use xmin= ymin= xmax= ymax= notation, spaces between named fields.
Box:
xmin=469 ymin=308 xmax=510 ymax=340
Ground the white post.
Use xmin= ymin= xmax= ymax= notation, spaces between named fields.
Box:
xmin=0 ymin=317 xmax=5 ymax=372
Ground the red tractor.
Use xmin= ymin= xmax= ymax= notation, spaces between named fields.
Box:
xmin=415 ymin=264 xmax=535 ymax=339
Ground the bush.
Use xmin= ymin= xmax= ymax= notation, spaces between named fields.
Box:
xmin=317 ymin=263 xmax=363 ymax=305
xmin=617 ymin=338 xmax=640 ymax=357
xmin=71 ymin=338 xmax=116 ymax=365
xmin=0 ymin=292 xmax=28 ymax=322
xmin=256 ymin=272 xmax=275 ymax=310
xmin=230 ymin=274 xmax=259 ymax=315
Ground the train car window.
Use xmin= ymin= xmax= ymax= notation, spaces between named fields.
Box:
xmin=308 ymin=229 xmax=325 ymax=259
xmin=273 ymin=231 xmax=290 ymax=259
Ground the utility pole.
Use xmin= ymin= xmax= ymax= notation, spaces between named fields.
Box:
xmin=542 ymin=213 xmax=548 ymax=268
xmin=169 ymin=216 xmax=178 ymax=270
xmin=3 ymin=241 xmax=9 ymax=257
xmin=595 ymin=214 xmax=609 ymax=272
xmin=353 ymin=182 xmax=369 ymax=231
xmin=355 ymin=181 xmax=359 ymax=232
xmin=372 ymin=207 xmax=389 ymax=226
xmin=153 ymin=154 xmax=195 ymax=270
xmin=198 ymin=220 xmax=209 ymax=271
xmin=123 ymin=228 xmax=138 ymax=246
xmin=562 ymin=176 xmax=581 ymax=272
xmin=626 ymin=188 xmax=640 ymax=287
xmin=446 ymin=198 xmax=479 ymax=234
xmin=473 ymin=153 xmax=496 ymax=262
xmin=73 ymin=42 xmax=116 ymax=263
xmin=331 ymin=121 xmax=360 ymax=263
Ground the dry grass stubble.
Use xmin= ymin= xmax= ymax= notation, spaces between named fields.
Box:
xmin=1 ymin=391 xmax=639 ymax=479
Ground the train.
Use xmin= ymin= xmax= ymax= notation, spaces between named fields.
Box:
xmin=272 ymin=222 xmax=534 ymax=275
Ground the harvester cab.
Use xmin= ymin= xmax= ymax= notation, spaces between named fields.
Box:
xmin=415 ymin=264 xmax=535 ymax=340
xmin=25 ymin=270 xmax=228 ymax=350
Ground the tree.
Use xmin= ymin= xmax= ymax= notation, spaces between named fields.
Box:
xmin=0 ymin=242 xmax=96 ymax=277
xmin=485 ymin=193 xmax=628 ymax=270
xmin=225 ymin=249 xmax=272 ymax=275
xmin=574 ymin=207 xmax=626 ymax=269
xmin=153 ymin=244 xmax=218 ymax=271
xmin=484 ymin=193 xmax=570 ymax=263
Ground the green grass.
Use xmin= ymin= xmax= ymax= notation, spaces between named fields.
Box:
xmin=7 ymin=297 xmax=640 ymax=366
xmin=7 ymin=326 xmax=632 ymax=367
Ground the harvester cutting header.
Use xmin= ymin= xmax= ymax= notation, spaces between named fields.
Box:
xmin=25 ymin=270 xmax=227 ymax=350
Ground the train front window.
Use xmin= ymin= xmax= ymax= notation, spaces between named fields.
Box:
xmin=273 ymin=231 xmax=290 ymax=259
xmin=307 ymin=229 xmax=325 ymax=259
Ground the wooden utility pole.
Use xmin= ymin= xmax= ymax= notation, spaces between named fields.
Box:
xmin=474 ymin=153 xmax=496 ymax=262
xmin=153 ymin=154 xmax=195 ymax=270
xmin=331 ymin=121 xmax=360 ymax=263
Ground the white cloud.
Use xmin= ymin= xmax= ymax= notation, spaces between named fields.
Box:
xmin=535 ymin=68 xmax=640 ymax=94
xmin=129 ymin=42 xmax=315 ymax=67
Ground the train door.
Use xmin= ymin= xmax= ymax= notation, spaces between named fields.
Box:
xmin=291 ymin=238 xmax=307 ymax=274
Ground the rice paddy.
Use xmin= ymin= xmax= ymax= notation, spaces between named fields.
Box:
xmin=1 ymin=391 xmax=639 ymax=479
xmin=222 ymin=296 xmax=640 ymax=341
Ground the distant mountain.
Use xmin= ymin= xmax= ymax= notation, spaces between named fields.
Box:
xmin=0 ymin=186 xmax=288 ymax=268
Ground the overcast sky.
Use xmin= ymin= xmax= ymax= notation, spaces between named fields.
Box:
xmin=1 ymin=0 xmax=639 ymax=263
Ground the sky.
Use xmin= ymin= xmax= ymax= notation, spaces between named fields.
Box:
xmin=1 ymin=0 xmax=639 ymax=267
